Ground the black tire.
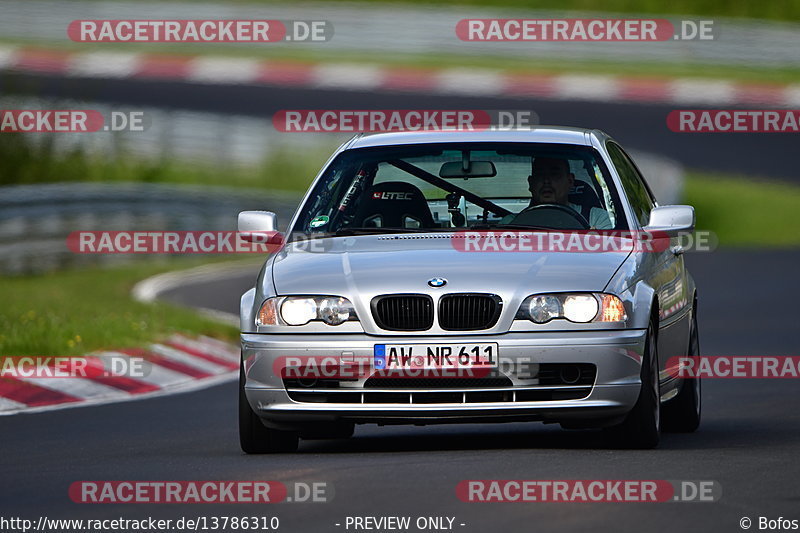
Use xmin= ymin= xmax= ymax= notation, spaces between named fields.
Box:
xmin=239 ymin=363 xmax=299 ymax=454
xmin=604 ymin=320 xmax=661 ymax=449
xmin=662 ymin=308 xmax=702 ymax=433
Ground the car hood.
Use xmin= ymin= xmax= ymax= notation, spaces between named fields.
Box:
xmin=271 ymin=234 xmax=631 ymax=299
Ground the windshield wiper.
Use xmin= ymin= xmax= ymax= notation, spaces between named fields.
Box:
xmin=304 ymin=227 xmax=452 ymax=239
xmin=335 ymin=227 xmax=436 ymax=235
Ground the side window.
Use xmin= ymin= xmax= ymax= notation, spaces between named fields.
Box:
xmin=607 ymin=142 xmax=655 ymax=227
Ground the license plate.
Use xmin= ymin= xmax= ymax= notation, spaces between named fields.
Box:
xmin=374 ymin=343 xmax=498 ymax=370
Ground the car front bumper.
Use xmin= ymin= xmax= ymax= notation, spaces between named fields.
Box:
xmin=241 ymin=329 xmax=646 ymax=429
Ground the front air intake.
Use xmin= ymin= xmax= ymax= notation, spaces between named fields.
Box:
xmin=372 ymin=294 xmax=434 ymax=331
xmin=438 ymin=293 xmax=502 ymax=331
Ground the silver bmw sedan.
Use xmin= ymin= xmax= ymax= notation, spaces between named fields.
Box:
xmin=238 ymin=127 xmax=701 ymax=452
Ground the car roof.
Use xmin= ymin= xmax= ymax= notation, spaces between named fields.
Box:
xmin=346 ymin=127 xmax=603 ymax=150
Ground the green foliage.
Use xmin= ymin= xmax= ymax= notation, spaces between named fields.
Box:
xmin=0 ymin=261 xmax=240 ymax=357
xmin=684 ymin=172 xmax=800 ymax=247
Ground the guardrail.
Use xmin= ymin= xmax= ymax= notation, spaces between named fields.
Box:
xmin=0 ymin=183 xmax=300 ymax=274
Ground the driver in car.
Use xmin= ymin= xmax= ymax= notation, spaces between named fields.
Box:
xmin=506 ymin=157 xmax=613 ymax=230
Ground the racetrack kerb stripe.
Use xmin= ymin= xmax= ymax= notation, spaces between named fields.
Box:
xmin=0 ymin=45 xmax=795 ymax=106
xmin=0 ymin=336 xmax=237 ymax=414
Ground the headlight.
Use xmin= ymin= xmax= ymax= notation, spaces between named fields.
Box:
xmin=256 ymin=296 xmax=357 ymax=326
xmin=528 ymin=295 xmax=562 ymax=324
xmin=317 ymin=297 xmax=352 ymax=326
xmin=563 ymin=295 xmax=599 ymax=322
xmin=517 ymin=293 xmax=626 ymax=324
xmin=281 ymin=298 xmax=317 ymax=326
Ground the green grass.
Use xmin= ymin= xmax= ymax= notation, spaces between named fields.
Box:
xmin=684 ymin=172 xmax=800 ymax=247
xmin=67 ymin=0 xmax=800 ymax=22
xmin=0 ymin=259 xmax=243 ymax=357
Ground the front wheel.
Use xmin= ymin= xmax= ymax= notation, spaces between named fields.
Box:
xmin=662 ymin=309 xmax=701 ymax=433
xmin=604 ymin=320 xmax=661 ymax=449
xmin=239 ymin=363 xmax=299 ymax=454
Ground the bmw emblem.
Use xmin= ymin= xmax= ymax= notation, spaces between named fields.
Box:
xmin=428 ymin=277 xmax=447 ymax=288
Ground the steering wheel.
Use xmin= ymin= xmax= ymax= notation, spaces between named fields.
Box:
xmin=510 ymin=203 xmax=591 ymax=229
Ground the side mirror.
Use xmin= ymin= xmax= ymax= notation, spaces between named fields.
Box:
xmin=643 ymin=205 xmax=695 ymax=237
xmin=238 ymin=211 xmax=282 ymax=244
xmin=239 ymin=211 xmax=277 ymax=232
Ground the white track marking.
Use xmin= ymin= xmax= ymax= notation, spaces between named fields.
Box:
xmin=170 ymin=335 xmax=239 ymax=363
xmin=188 ymin=57 xmax=262 ymax=84
xmin=554 ymin=74 xmax=622 ymax=101
xmin=670 ymin=79 xmax=737 ymax=105
xmin=0 ymin=46 xmax=18 ymax=69
xmin=23 ymin=377 xmax=126 ymax=400
xmin=783 ymin=85 xmax=800 ymax=108
xmin=150 ymin=343 xmax=233 ymax=374
xmin=435 ymin=68 xmax=504 ymax=95
xmin=312 ymin=64 xmax=384 ymax=89
xmin=68 ymin=51 xmax=139 ymax=78
xmin=0 ymin=396 xmax=28 ymax=412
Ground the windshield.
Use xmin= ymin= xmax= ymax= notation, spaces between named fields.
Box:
xmin=292 ymin=142 xmax=628 ymax=236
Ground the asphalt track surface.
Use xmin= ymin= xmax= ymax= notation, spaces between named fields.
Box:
xmin=3 ymin=249 xmax=800 ymax=532
xmin=2 ymin=74 xmax=800 ymax=532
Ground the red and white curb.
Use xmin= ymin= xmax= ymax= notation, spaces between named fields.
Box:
xmin=1 ymin=45 xmax=798 ymax=107
xmin=0 ymin=334 xmax=239 ymax=415
xmin=0 ymin=262 xmax=262 ymax=415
